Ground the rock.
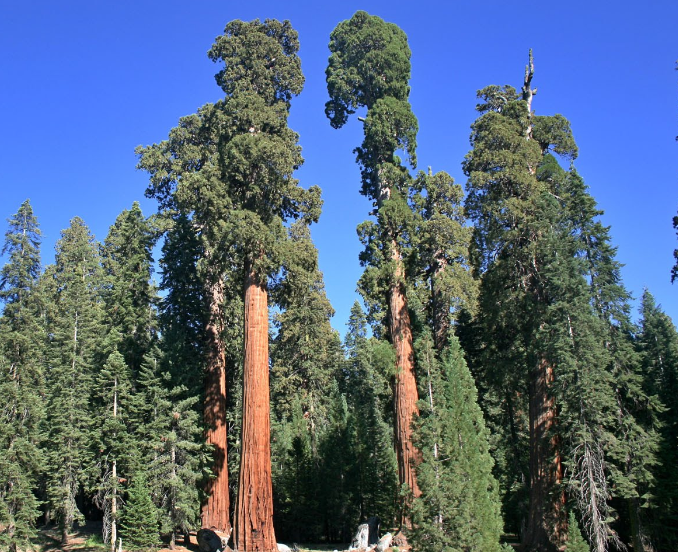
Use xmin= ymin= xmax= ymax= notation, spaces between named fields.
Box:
xmin=197 ymin=528 xmax=228 ymax=552
xmin=277 ymin=544 xmax=292 ymax=552
xmin=375 ymin=532 xmax=392 ymax=552
xmin=349 ymin=523 xmax=369 ymax=550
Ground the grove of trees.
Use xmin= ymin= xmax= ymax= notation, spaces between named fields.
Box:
xmin=1 ymin=10 xmax=677 ymax=552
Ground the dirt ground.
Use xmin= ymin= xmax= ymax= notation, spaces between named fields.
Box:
xmin=35 ymin=523 xmax=369 ymax=552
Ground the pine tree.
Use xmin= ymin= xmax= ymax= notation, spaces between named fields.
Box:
xmin=409 ymin=169 xmax=477 ymax=351
xmin=0 ymin=200 xmax=44 ymax=552
xmin=464 ymin=53 xmax=661 ymax=552
xmin=91 ymin=333 xmax=133 ymax=552
xmin=42 ymin=217 xmax=104 ymax=545
xmin=128 ymin=345 xmax=207 ymax=549
xmin=270 ymin=221 xmax=343 ymax=542
xmin=326 ymin=11 xmax=421 ymax=525
xmin=120 ymin=472 xmax=161 ymax=551
xmin=637 ymin=290 xmax=678 ymax=549
xmin=411 ymin=333 xmax=503 ymax=552
xmin=101 ymin=202 xmax=159 ymax=374
xmin=566 ymin=512 xmax=591 ymax=552
xmin=341 ymin=302 xmax=399 ymax=530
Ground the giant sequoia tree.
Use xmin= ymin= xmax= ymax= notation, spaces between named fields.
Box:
xmin=464 ymin=53 xmax=659 ymax=552
xmin=325 ymin=11 xmax=421 ymax=522
xmin=139 ymin=19 xmax=320 ymax=551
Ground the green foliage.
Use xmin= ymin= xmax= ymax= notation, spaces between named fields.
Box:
xmin=411 ymin=334 xmax=503 ymax=552
xmin=637 ymin=290 xmax=678 ymax=548
xmin=462 ymin=57 xmax=660 ymax=550
xmin=127 ymin=346 xmax=206 ymax=542
xmin=101 ymin=202 xmax=159 ymax=374
xmin=566 ymin=512 xmax=591 ymax=552
xmin=325 ymin=10 xmax=412 ymax=129
xmin=0 ymin=200 xmax=44 ymax=551
xmin=42 ymin=217 xmax=104 ymax=542
xmin=409 ymin=169 xmax=477 ymax=348
xmin=342 ymin=304 xmax=399 ymax=528
xmin=120 ymin=473 xmax=161 ymax=551
xmin=326 ymin=10 xmax=417 ymax=203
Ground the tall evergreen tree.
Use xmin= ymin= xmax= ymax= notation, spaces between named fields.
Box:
xmin=409 ymin=169 xmax=477 ymax=351
xmin=325 ymin=11 xmax=421 ymax=524
xmin=42 ymin=217 xmax=104 ymax=545
xmin=411 ymin=333 xmax=503 ymax=552
xmin=101 ymin=202 xmax=159 ymax=374
xmin=270 ymin=221 xmax=343 ymax=542
xmin=91 ymin=333 xmax=133 ymax=552
xmin=637 ymin=290 xmax=678 ymax=549
xmin=341 ymin=301 xmax=399 ymax=530
xmin=139 ymin=18 xmax=321 ymax=551
xmin=0 ymin=200 xmax=44 ymax=552
xmin=128 ymin=345 xmax=207 ymax=549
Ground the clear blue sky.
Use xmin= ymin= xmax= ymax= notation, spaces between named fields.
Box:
xmin=2 ymin=0 xmax=677 ymax=334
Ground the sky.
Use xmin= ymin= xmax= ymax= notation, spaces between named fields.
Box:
xmin=2 ymin=0 xmax=677 ymax=335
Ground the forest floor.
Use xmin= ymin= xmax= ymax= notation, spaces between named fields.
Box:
xmin=33 ymin=522 xmax=371 ymax=552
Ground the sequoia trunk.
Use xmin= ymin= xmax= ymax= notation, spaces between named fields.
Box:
xmin=523 ymin=358 xmax=565 ymax=552
xmin=389 ymin=249 xmax=420 ymax=526
xmin=235 ymin=266 xmax=276 ymax=552
xmin=202 ymin=278 xmax=231 ymax=534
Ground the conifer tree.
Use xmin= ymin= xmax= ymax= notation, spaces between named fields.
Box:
xmin=270 ymin=221 xmax=343 ymax=542
xmin=139 ymin=18 xmax=321 ymax=550
xmin=341 ymin=302 xmax=399 ymax=529
xmin=101 ymin=202 xmax=159 ymax=374
xmin=120 ymin=472 xmax=161 ymax=551
xmin=0 ymin=200 xmax=44 ymax=552
xmin=42 ymin=217 xmax=104 ymax=545
xmin=127 ymin=344 xmax=206 ymax=549
xmin=409 ymin=170 xmax=477 ymax=351
xmin=637 ymin=290 xmax=678 ymax=549
xmin=464 ymin=53 xmax=660 ymax=552
xmin=411 ymin=333 xmax=503 ymax=552
xmin=271 ymin=221 xmax=342 ymax=435
xmin=91 ymin=332 xmax=133 ymax=552
xmin=325 ymin=11 xmax=421 ymax=524
xmin=157 ymin=214 xmax=209 ymax=396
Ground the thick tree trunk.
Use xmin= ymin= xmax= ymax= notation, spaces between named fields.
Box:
xmin=389 ymin=251 xmax=420 ymax=526
xmin=202 ymin=278 xmax=231 ymax=534
xmin=235 ymin=267 xmax=276 ymax=552
xmin=522 ymin=359 xmax=565 ymax=552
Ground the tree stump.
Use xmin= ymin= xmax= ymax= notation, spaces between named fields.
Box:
xmin=365 ymin=516 xmax=380 ymax=546
xmin=349 ymin=523 xmax=369 ymax=550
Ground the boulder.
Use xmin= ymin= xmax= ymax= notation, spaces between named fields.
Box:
xmin=197 ymin=528 xmax=228 ymax=552
xmin=375 ymin=533 xmax=392 ymax=552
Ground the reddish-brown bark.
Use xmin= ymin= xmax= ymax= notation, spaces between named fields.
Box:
xmin=235 ymin=267 xmax=276 ymax=552
xmin=522 ymin=359 xmax=565 ymax=552
xmin=202 ymin=279 xmax=231 ymax=534
xmin=389 ymin=253 xmax=420 ymax=527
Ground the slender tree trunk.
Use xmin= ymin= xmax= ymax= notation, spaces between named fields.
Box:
xmin=111 ymin=380 xmax=118 ymax=552
xmin=111 ymin=459 xmax=118 ymax=552
xmin=431 ymin=256 xmax=449 ymax=352
xmin=389 ymin=249 xmax=420 ymax=527
xmin=202 ymin=278 xmax=231 ymax=534
xmin=235 ymin=265 xmax=276 ymax=552
xmin=523 ymin=359 xmax=565 ymax=552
